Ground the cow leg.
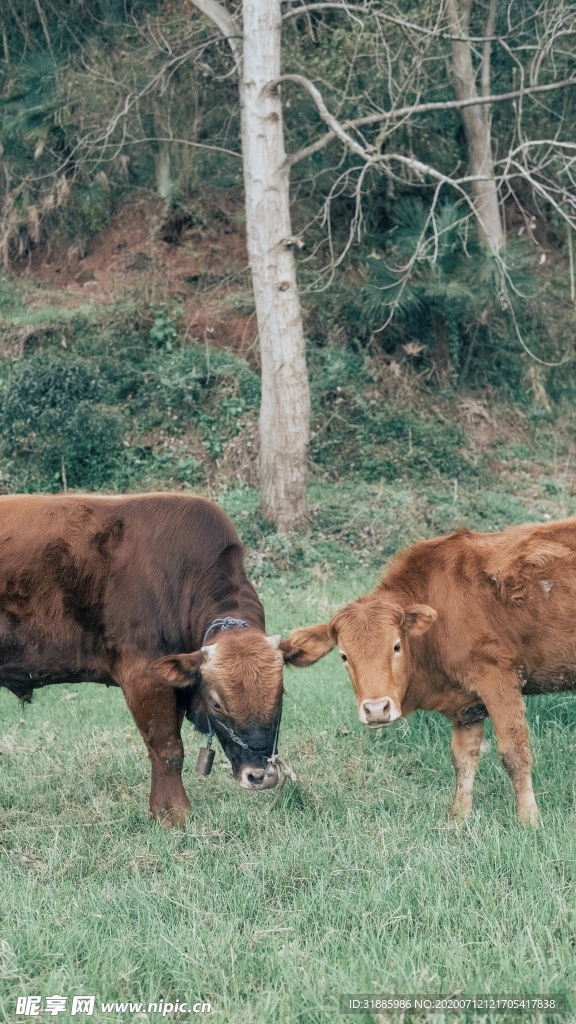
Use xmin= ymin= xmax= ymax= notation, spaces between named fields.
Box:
xmin=450 ymin=720 xmax=484 ymax=820
xmin=466 ymin=670 xmax=538 ymax=824
xmin=118 ymin=664 xmax=192 ymax=826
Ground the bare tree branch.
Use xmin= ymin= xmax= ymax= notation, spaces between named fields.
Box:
xmin=190 ymin=0 xmax=242 ymax=68
xmin=283 ymin=0 xmax=367 ymax=25
xmin=117 ymin=137 xmax=242 ymax=159
xmin=283 ymin=1 xmax=506 ymax=43
xmin=281 ymin=72 xmax=576 ymax=167
xmin=506 ymin=140 xmax=576 ymax=157
xmin=271 ymin=73 xmax=371 ymax=160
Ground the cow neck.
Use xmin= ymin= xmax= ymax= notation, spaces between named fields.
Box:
xmin=197 ymin=578 xmax=265 ymax=650
xmin=376 ymin=583 xmax=417 ymax=608
xmin=196 ymin=602 xmax=263 ymax=646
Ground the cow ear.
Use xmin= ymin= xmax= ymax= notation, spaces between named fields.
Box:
xmin=279 ymin=624 xmax=335 ymax=667
xmin=403 ymin=604 xmax=437 ymax=636
xmin=153 ymin=651 xmax=204 ymax=687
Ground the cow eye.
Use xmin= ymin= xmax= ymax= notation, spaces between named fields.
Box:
xmin=339 ymin=652 xmax=347 ymax=662
xmin=211 ymin=698 xmax=222 ymax=712
xmin=393 ymin=641 xmax=401 ymax=652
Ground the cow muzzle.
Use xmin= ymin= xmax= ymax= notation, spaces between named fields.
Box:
xmin=359 ymin=697 xmax=401 ymax=726
xmin=239 ymin=764 xmax=279 ymax=790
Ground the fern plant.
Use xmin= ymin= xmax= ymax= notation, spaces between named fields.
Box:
xmin=362 ymin=198 xmax=540 ymax=379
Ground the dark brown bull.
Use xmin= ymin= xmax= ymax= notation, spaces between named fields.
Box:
xmin=0 ymin=493 xmax=284 ymax=824
xmin=281 ymin=520 xmax=576 ymax=824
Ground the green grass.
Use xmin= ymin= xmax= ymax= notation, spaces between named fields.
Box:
xmin=1 ymin=573 xmax=575 ymax=1024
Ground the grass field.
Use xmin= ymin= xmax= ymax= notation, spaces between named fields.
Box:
xmin=1 ymin=557 xmax=575 ymax=1024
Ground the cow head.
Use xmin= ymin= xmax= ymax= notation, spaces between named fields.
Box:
xmin=153 ymin=629 xmax=284 ymax=789
xmin=280 ymin=597 xmax=436 ymax=726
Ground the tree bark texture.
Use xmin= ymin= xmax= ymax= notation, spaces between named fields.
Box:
xmin=446 ymin=0 xmax=503 ymax=252
xmin=191 ymin=0 xmax=310 ymax=530
xmin=152 ymin=100 xmax=173 ymax=200
xmin=240 ymin=0 xmax=310 ymax=530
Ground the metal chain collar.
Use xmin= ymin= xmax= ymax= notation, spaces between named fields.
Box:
xmin=202 ymin=616 xmax=249 ymax=646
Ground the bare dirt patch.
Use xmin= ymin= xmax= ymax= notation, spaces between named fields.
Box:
xmin=13 ymin=191 xmax=256 ymax=353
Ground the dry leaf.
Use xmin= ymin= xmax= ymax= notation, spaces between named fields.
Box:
xmin=402 ymin=341 xmax=425 ymax=357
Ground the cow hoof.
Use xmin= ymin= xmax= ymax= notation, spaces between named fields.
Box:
xmin=150 ymin=806 xmax=189 ymax=828
xmin=450 ymin=810 xmax=470 ymax=824
xmin=450 ymin=801 xmax=472 ymax=822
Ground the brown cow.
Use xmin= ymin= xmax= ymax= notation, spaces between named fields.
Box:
xmin=281 ymin=520 xmax=576 ymax=823
xmin=0 ymin=493 xmax=284 ymax=824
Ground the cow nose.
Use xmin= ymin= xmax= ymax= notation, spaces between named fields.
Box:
xmin=359 ymin=697 xmax=399 ymax=725
xmin=240 ymin=765 xmax=279 ymax=790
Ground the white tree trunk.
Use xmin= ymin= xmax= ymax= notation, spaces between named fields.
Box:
xmin=240 ymin=0 xmax=310 ymax=530
xmin=155 ymin=144 xmax=173 ymax=200
xmin=191 ymin=0 xmax=310 ymax=530
xmin=446 ymin=0 xmax=503 ymax=253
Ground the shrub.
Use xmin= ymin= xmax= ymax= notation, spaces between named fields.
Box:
xmin=0 ymin=313 xmax=262 ymax=493
xmin=0 ymin=353 xmax=124 ymax=490
xmin=149 ymin=309 xmax=178 ymax=351
xmin=309 ymin=348 xmax=471 ymax=483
